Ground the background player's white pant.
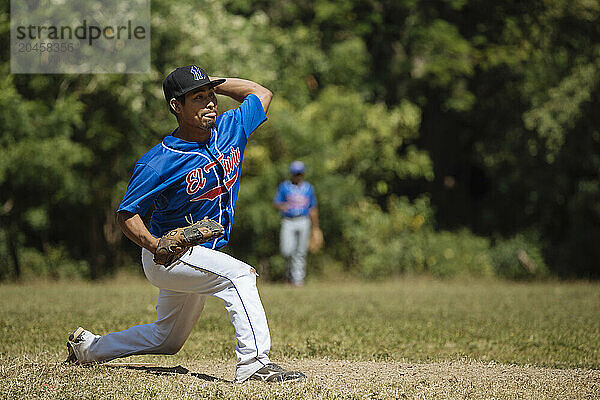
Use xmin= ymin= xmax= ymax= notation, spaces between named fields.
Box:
xmin=81 ymin=246 xmax=271 ymax=382
xmin=280 ymin=216 xmax=311 ymax=285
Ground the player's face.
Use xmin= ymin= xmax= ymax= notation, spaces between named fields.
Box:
xmin=291 ymin=173 xmax=304 ymax=184
xmin=180 ymin=87 xmax=218 ymax=131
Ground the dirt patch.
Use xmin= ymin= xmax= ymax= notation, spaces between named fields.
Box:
xmin=5 ymin=356 xmax=597 ymax=399
xmin=169 ymin=358 xmax=600 ymax=399
xmin=0 ymin=355 xmax=600 ymax=400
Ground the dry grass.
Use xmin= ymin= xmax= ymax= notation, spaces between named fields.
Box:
xmin=2 ymin=356 xmax=598 ymax=399
xmin=1 ymin=276 xmax=599 ymax=399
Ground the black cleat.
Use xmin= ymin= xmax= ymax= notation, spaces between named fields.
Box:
xmin=247 ymin=363 xmax=306 ymax=383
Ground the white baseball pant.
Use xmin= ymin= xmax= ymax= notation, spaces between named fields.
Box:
xmin=280 ymin=216 xmax=311 ymax=285
xmin=80 ymin=246 xmax=272 ymax=382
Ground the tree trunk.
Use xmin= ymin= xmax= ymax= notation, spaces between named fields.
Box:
xmin=90 ymin=213 xmax=99 ymax=280
xmin=7 ymin=230 xmax=21 ymax=280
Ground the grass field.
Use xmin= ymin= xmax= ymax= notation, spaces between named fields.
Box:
xmin=1 ymin=276 xmax=599 ymax=399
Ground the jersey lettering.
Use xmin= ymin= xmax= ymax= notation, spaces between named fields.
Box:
xmin=191 ymin=173 xmax=238 ymax=202
xmin=192 ymin=147 xmax=241 ymax=202
xmin=185 ymin=168 xmax=206 ymax=195
xmin=222 ymin=147 xmax=241 ymax=175
xmin=204 ymin=147 xmax=241 ymax=175
xmin=286 ymin=192 xmax=310 ymax=209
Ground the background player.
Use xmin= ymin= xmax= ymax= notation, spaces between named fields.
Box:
xmin=273 ymin=161 xmax=322 ymax=286
xmin=65 ymin=66 xmax=305 ymax=383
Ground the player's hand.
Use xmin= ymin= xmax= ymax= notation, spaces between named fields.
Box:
xmin=153 ymin=218 xmax=225 ymax=266
xmin=275 ymin=202 xmax=290 ymax=212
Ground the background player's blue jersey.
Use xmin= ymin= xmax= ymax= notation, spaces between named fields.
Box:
xmin=273 ymin=181 xmax=317 ymax=218
xmin=118 ymin=94 xmax=266 ymax=249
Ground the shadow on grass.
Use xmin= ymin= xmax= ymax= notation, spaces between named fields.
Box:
xmin=103 ymin=363 xmax=231 ymax=383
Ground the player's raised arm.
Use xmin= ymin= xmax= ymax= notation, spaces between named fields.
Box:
xmin=211 ymin=77 xmax=273 ymax=114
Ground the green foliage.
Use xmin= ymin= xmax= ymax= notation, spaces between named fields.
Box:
xmin=424 ymin=230 xmax=494 ymax=278
xmin=19 ymin=245 xmax=90 ymax=280
xmin=322 ymin=37 xmax=370 ymax=87
xmin=343 ymin=197 xmax=494 ymax=279
xmin=231 ymin=85 xmax=433 ymax=278
xmin=490 ymin=234 xmax=550 ymax=280
xmin=1 ymin=0 xmax=599 ymax=280
xmin=343 ymin=196 xmax=431 ymax=278
xmin=408 ymin=19 xmax=475 ymax=87
xmin=523 ymin=61 xmax=599 ymax=159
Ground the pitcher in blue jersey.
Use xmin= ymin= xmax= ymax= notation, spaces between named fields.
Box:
xmin=65 ymin=66 xmax=305 ymax=383
xmin=273 ymin=161 xmax=322 ymax=286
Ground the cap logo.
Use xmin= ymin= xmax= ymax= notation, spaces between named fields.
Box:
xmin=190 ymin=66 xmax=205 ymax=81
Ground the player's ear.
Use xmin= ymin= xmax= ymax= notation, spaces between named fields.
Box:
xmin=169 ymin=98 xmax=181 ymax=114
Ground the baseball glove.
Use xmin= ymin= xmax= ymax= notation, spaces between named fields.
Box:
xmin=308 ymin=227 xmax=324 ymax=254
xmin=154 ymin=218 xmax=225 ymax=266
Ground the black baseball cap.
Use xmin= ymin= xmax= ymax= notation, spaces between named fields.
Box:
xmin=163 ymin=65 xmax=226 ymax=103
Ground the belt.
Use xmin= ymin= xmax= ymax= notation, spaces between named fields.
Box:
xmin=283 ymin=214 xmax=309 ymax=219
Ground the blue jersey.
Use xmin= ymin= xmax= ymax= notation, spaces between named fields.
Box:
xmin=273 ymin=181 xmax=317 ymax=218
xmin=118 ymin=94 xmax=266 ymax=249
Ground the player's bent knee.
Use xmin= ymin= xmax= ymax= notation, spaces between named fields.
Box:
xmin=157 ymin=340 xmax=184 ymax=355
xmin=151 ymin=330 xmax=185 ymax=355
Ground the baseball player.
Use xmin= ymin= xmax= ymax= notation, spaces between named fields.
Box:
xmin=273 ymin=161 xmax=322 ymax=286
xmin=65 ymin=65 xmax=305 ymax=383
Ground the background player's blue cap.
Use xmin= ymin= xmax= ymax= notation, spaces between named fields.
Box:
xmin=290 ymin=161 xmax=305 ymax=174
xmin=163 ymin=65 xmax=225 ymax=103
